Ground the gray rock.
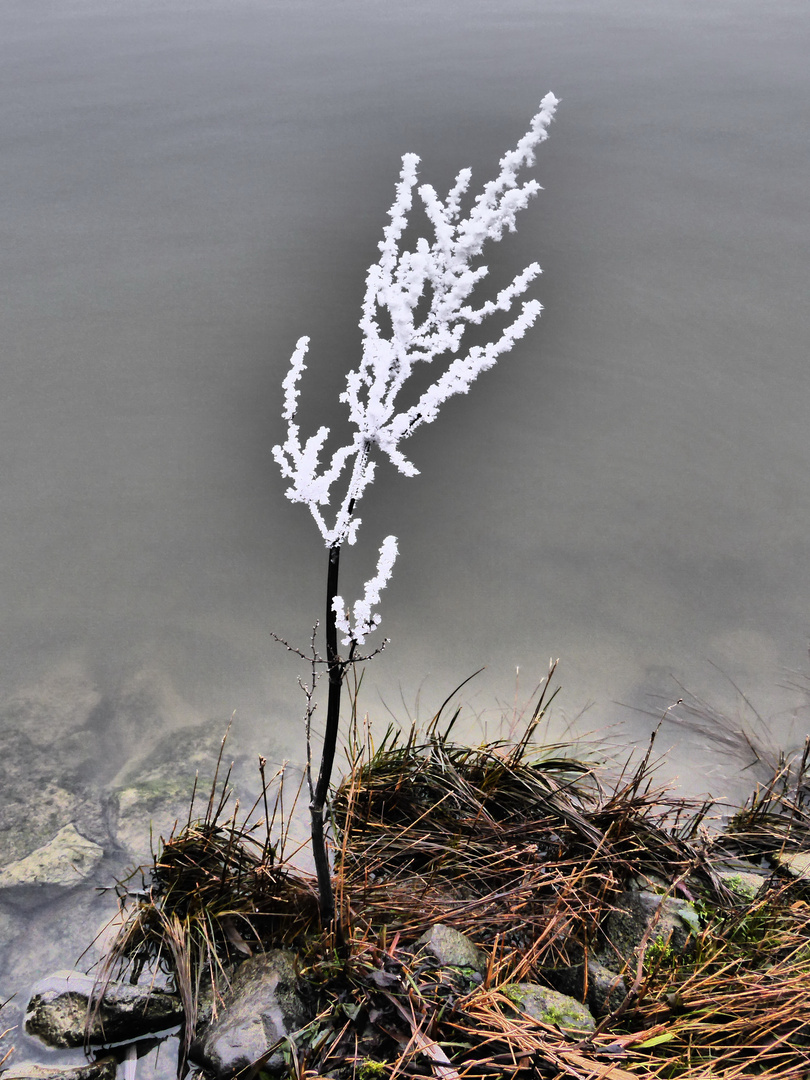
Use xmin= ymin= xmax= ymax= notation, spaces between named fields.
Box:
xmin=25 ymin=970 xmax=183 ymax=1048
xmin=584 ymin=958 xmax=628 ymax=1016
xmin=0 ymin=664 xmax=102 ymax=749
xmin=602 ymin=890 xmax=698 ymax=965
xmin=0 ymin=825 xmax=103 ymax=897
xmin=190 ymin=952 xmax=312 ymax=1077
xmin=1 ymin=1058 xmax=117 ymax=1080
xmin=106 ymin=720 xmax=242 ymax=859
xmin=716 ymin=868 xmax=767 ymax=902
xmin=775 ymin=851 xmax=810 ymax=882
xmin=502 ymin=983 xmax=595 ymax=1034
xmin=416 ymin=924 xmax=487 ymax=974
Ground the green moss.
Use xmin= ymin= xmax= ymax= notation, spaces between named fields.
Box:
xmin=358 ymin=1060 xmax=388 ymax=1080
xmin=645 ymin=937 xmax=678 ymax=972
xmin=718 ymin=870 xmax=765 ymax=903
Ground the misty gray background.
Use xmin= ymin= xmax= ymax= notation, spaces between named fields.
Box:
xmin=2 ymin=0 xmax=810 ymax=797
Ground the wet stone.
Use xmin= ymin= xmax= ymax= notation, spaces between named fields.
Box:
xmin=189 ymin=952 xmax=312 ymax=1077
xmin=1 ymin=1058 xmax=117 ymax=1080
xmin=602 ymin=890 xmax=698 ymax=964
xmin=545 ymin=957 xmax=627 ymax=1017
xmin=25 ymin=970 xmax=183 ymax=1048
xmin=415 ymin=924 xmax=487 ymax=974
xmin=503 ymin=983 xmax=596 ymax=1035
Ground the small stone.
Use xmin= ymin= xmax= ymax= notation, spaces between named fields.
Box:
xmin=585 ymin=959 xmax=627 ymax=1016
xmin=0 ymin=825 xmax=103 ymax=895
xmin=415 ymin=924 xmax=487 ymax=974
xmin=189 ymin=952 xmax=312 ymax=1077
xmin=503 ymin=983 xmax=596 ymax=1034
xmin=25 ymin=970 xmax=183 ymax=1048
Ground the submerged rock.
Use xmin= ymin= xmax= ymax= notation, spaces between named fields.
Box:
xmin=1 ymin=1058 xmax=117 ymax=1080
xmin=106 ymin=720 xmax=245 ymax=859
xmin=0 ymin=664 xmax=110 ymax=866
xmin=189 ymin=952 xmax=312 ymax=1077
xmin=0 ymin=663 xmax=235 ymax=867
xmin=0 ymin=748 xmax=103 ymax=868
xmin=25 ymin=970 xmax=183 ymax=1048
xmin=1 ymin=664 xmax=103 ymax=751
xmin=0 ymin=825 xmax=103 ymax=898
xmin=502 ymin=983 xmax=596 ymax=1034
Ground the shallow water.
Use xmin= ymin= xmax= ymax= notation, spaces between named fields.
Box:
xmin=2 ymin=0 xmax=810 ymax=1049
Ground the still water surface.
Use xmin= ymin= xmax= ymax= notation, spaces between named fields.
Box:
xmin=1 ymin=0 xmax=809 ymax=1037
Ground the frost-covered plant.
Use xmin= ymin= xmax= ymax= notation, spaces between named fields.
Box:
xmin=273 ymin=94 xmax=559 ymax=926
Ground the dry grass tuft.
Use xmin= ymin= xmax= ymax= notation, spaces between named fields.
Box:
xmin=332 ymin=698 xmax=716 ymax=973
xmin=97 ymin=742 xmax=319 ymax=1065
xmin=100 ymin=683 xmax=810 ymax=1080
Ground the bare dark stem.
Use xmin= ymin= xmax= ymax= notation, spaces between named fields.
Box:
xmin=310 ymin=543 xmax=343 ymax=931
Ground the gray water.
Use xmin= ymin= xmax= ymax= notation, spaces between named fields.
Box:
xmin=1 ymin=0 xmax=810 ymax=1044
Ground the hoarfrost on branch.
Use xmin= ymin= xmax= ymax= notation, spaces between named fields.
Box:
xmin=273 ymin=93 xmax=559 ymax=645
xmin=332 ymin=535 xmax=399 ymax=646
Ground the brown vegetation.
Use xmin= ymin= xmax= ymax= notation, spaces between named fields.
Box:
xmin=100 ymin=682 xmax=810 ymax=1080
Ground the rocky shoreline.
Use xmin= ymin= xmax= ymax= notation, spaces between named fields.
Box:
xmin=2 ymin=701 xmax=808 ymax=1080
xmin=5 ymin=852 xmax=798 ymax=1080
xmin=0 ymin=662 xmax=280 ymax=1079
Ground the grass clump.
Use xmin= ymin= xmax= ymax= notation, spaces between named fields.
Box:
xmin=101 ymin=679 xmax=810 ymax=1080
xmin=331 ymin=699 xmax=715 ymax=975
xmin=97 ymin=743 xmax=319 ymax=1064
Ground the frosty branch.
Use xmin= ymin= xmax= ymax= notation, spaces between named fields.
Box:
xmin=273 ymin=93 xmax=559 ymax=927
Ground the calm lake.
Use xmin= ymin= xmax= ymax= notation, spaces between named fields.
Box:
xmin=1 ymin=0 xmax=809 ymax=1048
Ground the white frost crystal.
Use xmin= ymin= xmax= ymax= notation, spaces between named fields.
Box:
xmin=273 ymin=95 xmax=559 ymax=644
xmin=333 ymin=534 xmax=399 ymax=645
